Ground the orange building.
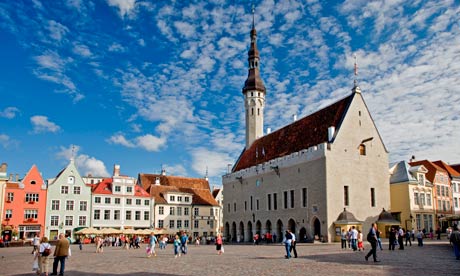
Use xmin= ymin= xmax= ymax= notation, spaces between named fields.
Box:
xmin=2 ymin=165 xmax=47 ymax=240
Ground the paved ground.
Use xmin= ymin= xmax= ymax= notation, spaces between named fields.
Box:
xmin=0 ymin=239 xmax=458 ymax=276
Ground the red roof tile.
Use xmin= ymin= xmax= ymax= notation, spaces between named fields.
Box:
xmin=139 ymin=174 xmax=219 ymax=206
xmin=433 ymin=160 xmax=460 ymax=178
xmin=92 ymin=178 xmax=149 ymax=197
xmin=233 ymin=93 xmax=354 ymax=172
xmin=409 ymin=160 xmax=448 ymax=183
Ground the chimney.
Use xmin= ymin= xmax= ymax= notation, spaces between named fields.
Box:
xmin=155 ymin=177 xmax=160 ymax=185
xmin=266 ymin=128 xmax=271 ymax=134
xmin=15 ymin=174 xmax=19 ymax=181
xmin=9 ymin=173 xmax=13 ymax=181
xmin=293 ymin=114 xmax=297 ymax=122
xmin=0 ymin=163 xmax=7 ymax=172
xmin=328 ymin=126 xmax=335 ymax=142
xmin=161 ymin=169 xmax=166 ymax=176
xmin=410 ymin=155 xmax=416 ymax=163
xmin=113 ymin=164 xmax=120 ymax=177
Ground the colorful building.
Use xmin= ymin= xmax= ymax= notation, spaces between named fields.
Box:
xmin=389 ymin=161 xmax=434 ymax=233
xmin=410 ymin=160 xmax=452 ymax=231
xmin=139 ymin=172 xmax=219 ymax=239
xmin=2 ymin=165 xmax=47 ymax=240
xmin=91 ymin=165 xmax=151 ymax=230
xmin=0 ymin=163 xmax=7 ymax=233
xmin=45 ymin=158 xmax=92 ymax=241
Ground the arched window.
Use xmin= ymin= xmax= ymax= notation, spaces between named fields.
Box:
xmin=251 ymin=108 xmax=254 ymax=116
xmin=359 ymin=144 xmax=366 ymax=156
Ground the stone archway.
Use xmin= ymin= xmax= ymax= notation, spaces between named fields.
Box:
xmin=231 ymin=222 xmax=237 ymax=242
xmin=239 ymin=221 xmax=245 ymax=243
xmin=276 ymin=219 xmax=283 ymax=242
xmin=247 ymin=221 xmax=253 ymax=242
xmin=265 ymin=220 xmax=272 ymax=234
xmin=288 ymin=218 xmax=296 ymax=236
xmin=313 ymin=217 xmax=321 ymax=239
xmin=225 ymin=222 xmax=230 ymax=241
xmin=256 ymin=220 xmax=262 ymax=235
xmin=299 ymin=227 xmax=307 ymax=243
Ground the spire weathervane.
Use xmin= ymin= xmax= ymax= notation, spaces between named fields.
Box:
xmin=71 ymin=144 xmax=75 ymax=161
xmin=353 ymin=54 xmax=358 ymax=87
xmin=252 ymin=3 xmax=255 ymax=29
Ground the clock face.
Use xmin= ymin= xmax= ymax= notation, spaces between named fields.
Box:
xmin=256 ymin=179 xmax=260 ymax=187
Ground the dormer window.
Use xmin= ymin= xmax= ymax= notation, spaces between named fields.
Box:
xmin=418 ymin=174 xmax=425 ymax=186
xmin=359 ymin=144 xmax=366 ymax=156
xmin=170 ymin=195 xmax=175 ymax=202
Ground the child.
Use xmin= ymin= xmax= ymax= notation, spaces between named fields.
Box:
xmin=357 ymin=230 xmax=365 ymax=251
xmin=32 ymin=247 xmax=40 ymax=275
xmin=174 ymin=235 xmax=181 ymax=258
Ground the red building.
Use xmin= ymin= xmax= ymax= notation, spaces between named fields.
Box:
xmin=2 ymin=165 xmax=47 ymax=240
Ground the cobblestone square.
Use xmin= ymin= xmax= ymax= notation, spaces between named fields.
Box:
xmin=1 ymin=240 xmax=458 ymax=276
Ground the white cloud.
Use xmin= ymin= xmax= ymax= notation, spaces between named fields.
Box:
xmin=56 ymin=145 xmax=109 ymax=177
xmin=190 ymin=147 xmax=235 ymax=179
xmin=107 ymin=0 xmax=136 ymax=18
xmin=163 ymin=164 xmax=188 ymax=176
xmin=0 ymin=107 xmax=20 ymax=119
xmin=0 ymin=134 xmax=11 ymax=148
xmin=108 ymin=42 xmax=126 ymax=52
xmin=46 ymin=20 xmax=69 ymax=42
xmin=73 ymin=43 xmax=93 ymax=58
xmin=108 ymin=133 xmax=166 ymax=152
xmin=30 ymin=115 xmax=61 ymax=133
xmin=136 ymin=134 xmax=166 ymax=152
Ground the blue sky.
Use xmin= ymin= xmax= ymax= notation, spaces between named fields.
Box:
xmin=1 ymin=0 xmax=459 ymax=186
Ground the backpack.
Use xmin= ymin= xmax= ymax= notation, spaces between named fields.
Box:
xmin=42 ymin=247 xmax=51 ymax=257
xmin=366 ymin=232 xmax=373 ymax=243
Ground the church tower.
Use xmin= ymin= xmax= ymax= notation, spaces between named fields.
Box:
xmin=242 ymin=7 xmax=266 ymax=148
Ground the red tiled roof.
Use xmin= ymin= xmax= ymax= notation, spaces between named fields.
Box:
xmin=233 ymin=93 xmax=354 ymax=172
xmin=409 ymin=160 xmax=448 ymax=183
xmin=212 ymin=188 xmax=220 ymax=198
xmin=139 ymin=174 xmax=219 ymax=206
xmin=433 ymin=160 xmax=460 ymax=178
xmin=92 ymin=178 xmax=149 ymax=197
xmin=451 ymin=164 xmax=460 ymax=174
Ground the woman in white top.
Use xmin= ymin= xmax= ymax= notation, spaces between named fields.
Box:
xmin=39 ymin=236 xmax=52 ymax=276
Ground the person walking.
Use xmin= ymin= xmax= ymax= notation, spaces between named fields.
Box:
xmin=147 ymin=232 xmax=159 ymax=258
xmin=398 ymin=227 xmax=405 ymax=250
xmin=449 ymin=224 xmax=460 ymax=260
xmin=416 ymin=229 xmax=424 ymax=246
xmin=216 ymin=233 xmax=223 ymax=255
xmin=39 ymin=236 xmax=52 ymax=276
xmin=405 ymin=229 xmax=412 ymax=246
xmin=289 ymin=230 xmax=298 ymax=258
xmin=377 ymin=230 xmax=383 ymax=250
xmin=174 ymin=235 xmax=181 ymax=258
xmin=357 ymin=230 xmax=365 ymax=251
xmin=32 ymin=234 xmax=41 ymax=254
xmin=180 ymin=232 xmax=188 ymax=255
xmin=51 ymin=233 xmax=70 ymax=276
xmin=340 ymin=229 xmax=347 ymax=250
xmin=351 ymin=226 xmax=358 ymax=251
xmin=283 ymin=230 xmax=293 ymax=259
xmin=389 ymin=227 xmax=396 ymax=251
xmin=365 ymin=223 xmax=380 ymax=263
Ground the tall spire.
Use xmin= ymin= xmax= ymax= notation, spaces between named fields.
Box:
xmin=243 ymin=4 xmax=266 ymax=148
xmin=352 ymin=53 xmax=361 ymax=94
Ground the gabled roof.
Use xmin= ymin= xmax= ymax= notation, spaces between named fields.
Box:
xmin=139 ymin=174 xmax=219 ymax=206
xmin=409 ymin=160 xmax=447 ymax=183
xmin=433 ymin=160 xmax=460 ymax=178
xmin=389 ymin=161 xmax=418 ymax=184
xmin=212 ymin=188 xmax=221 ymax=198
xmin=92 ymin=178 xmax=149 ymax=197
xmin=451 ymin=164 xmax=460 ymax=174
xmin=233 ymin=93 xmax=355 ymax=172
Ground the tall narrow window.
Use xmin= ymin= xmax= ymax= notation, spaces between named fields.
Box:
xmin=283 ymin=191 xmax=288 ymax=209
xmin=267 ymin=194 xmax=271 ymax=210
xmin=370 ymin=188 xmax=375 ymax=207
xmin=414 ymin=192 xmax=419 ymax=205
xmin=250 ymin=196 xmax=253 ymax=211
xmin=344 ymin=186 xmax=349 ymax=206
xmin=256 ymin=199 xmax=259 ymax=210
xmin=245 ymin=201 xmax=247 ymax=211
xmin=359 ymin=144 xmax=366 ymax=155
xmin=290 ymin=190 xmax=295 ymax=208
xmin=302 ymin=188 xmax=307 ymax=208
xmin=273 ymin=193 xmax=278 ymax=210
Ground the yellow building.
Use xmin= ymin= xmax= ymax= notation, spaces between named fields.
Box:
xmin=389 ymin=161 xmax=434 ymax=233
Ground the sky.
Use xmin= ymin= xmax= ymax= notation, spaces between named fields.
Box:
xmin=0 ymin=0 xmax=459 ymax=186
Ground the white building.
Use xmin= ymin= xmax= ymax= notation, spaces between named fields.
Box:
xmin=212 ymin=187 xmax=224 ymax=234
xmin=91 ymin=165 xmax=151 ymax=230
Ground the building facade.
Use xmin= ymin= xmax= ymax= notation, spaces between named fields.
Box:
xmin=222 ymin=18 xmax=390 ymax=243
xmin=139 ymin=173 xmax=219 ymax=239
xmin=410 ymin=160 xmax=453 ymax=231
xmin=389 ymin=161 xmax=434 ymax=232
xmin=212 ymin=187 xmax=224 ymax=234
xmin=2 ymin=165 xmax=47 ymax=240
xmin=0 ymin=163 xmax=7 ymax=233
xmin=91 ymin=165 xmax=151 ymax=230
xmin=45 ymin=159 xmax=92 ymax=240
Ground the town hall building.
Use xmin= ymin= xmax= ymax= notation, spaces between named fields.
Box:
xmin=222 ymin=14 xmax=391 ymax=243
